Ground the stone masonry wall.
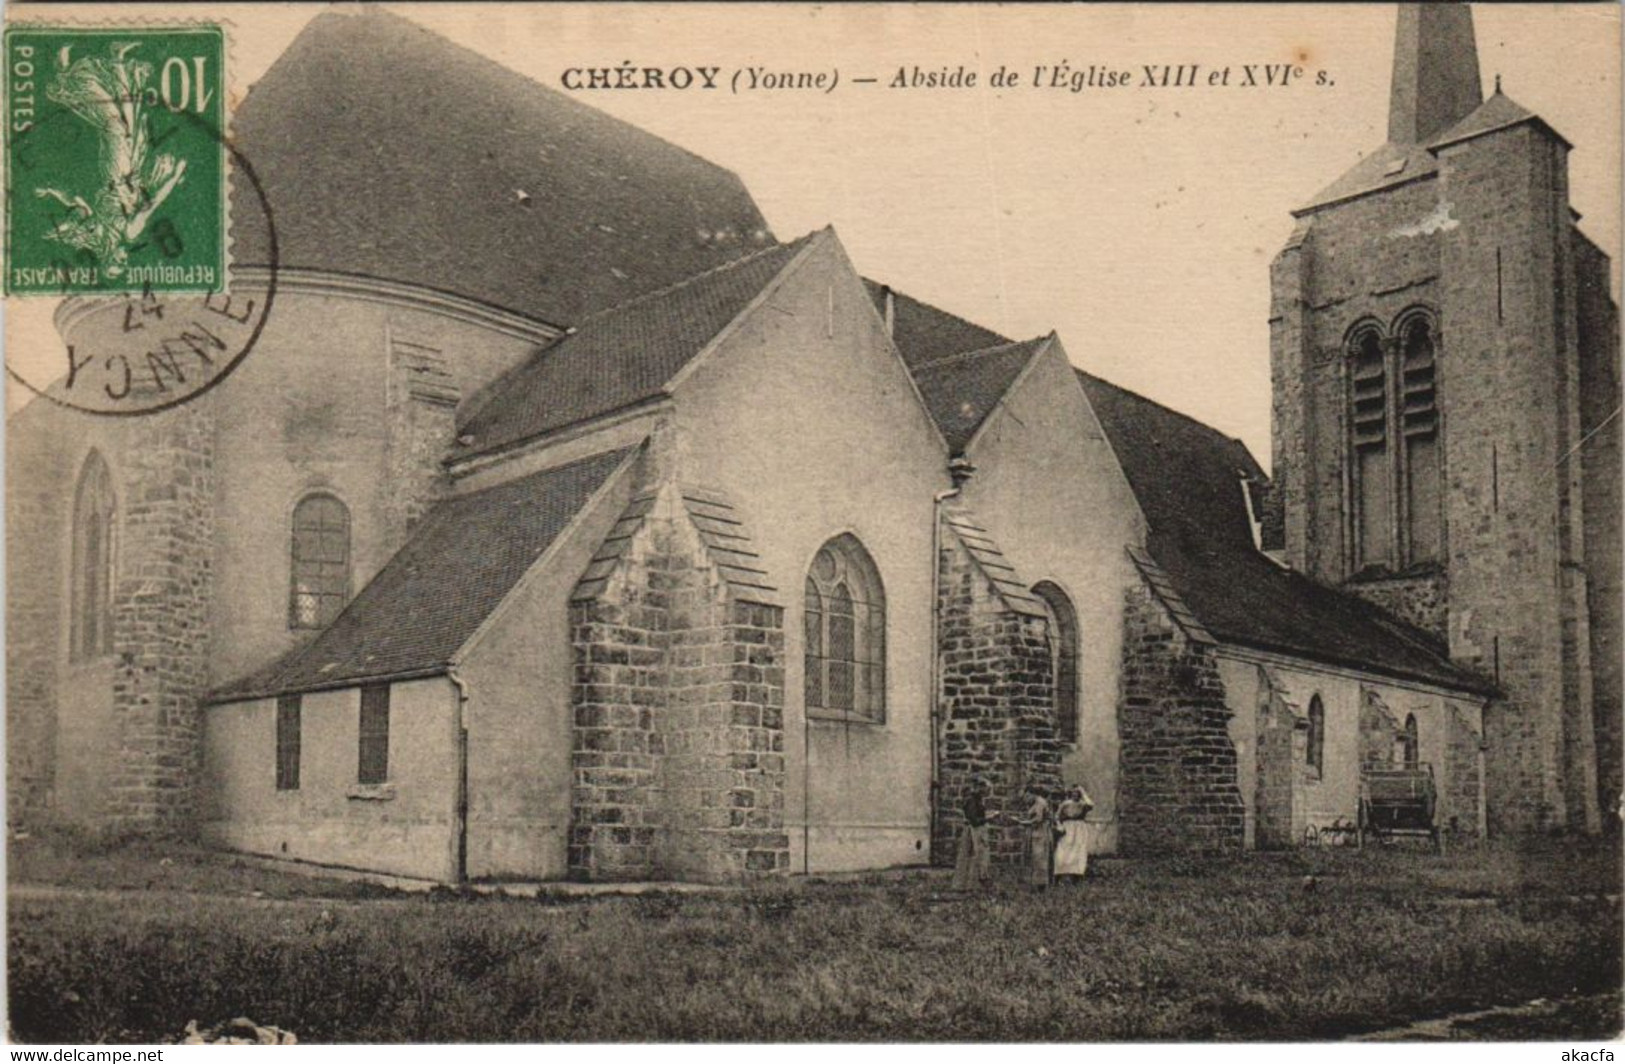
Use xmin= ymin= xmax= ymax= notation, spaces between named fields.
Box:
xmin=569 ymin=482 xmax=787 ymax=882
xmin=5 ymin=408 xmax=69 ymax=822
xmin=1117 ymin=579 xmax=1245 ymax=854
xmin=933 ymin=522 xmax=1061 ymax=869
xmin=1342 ymin=571 xmax=1450 ymax=645
xmin=384 ymin=330 xmax=458 ymax=546
xmin=1442 ymin=704 xmax=1484 ymax=838
xmin=1358 ymin=689 xmax=1401 ymax=767
xmin=108 ymin=400 xmax=216 ymax=833
xmin=1574 ymin=233 xmax=1623 ymax=824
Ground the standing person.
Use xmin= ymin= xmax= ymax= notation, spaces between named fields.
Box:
xmin=952 ymin=780 xmax=994 ymax=891
xmin=1018 ymin=784 xmax=1055 ymax=888
xmin=1054 ymin=785 xmax=1094 ymax=882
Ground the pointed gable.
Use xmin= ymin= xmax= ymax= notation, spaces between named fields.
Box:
xmin=909 ymin=337 xmax=1048 ymax=453
xmin=231 ymin=10 xmax=771 ymax=324
xmin=455 ymin=235 xmax=817 ymax=458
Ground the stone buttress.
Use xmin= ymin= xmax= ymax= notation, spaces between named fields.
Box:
xmin=568 ymin=479 xmax=787 ymax=882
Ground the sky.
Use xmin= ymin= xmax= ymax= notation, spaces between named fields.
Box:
xmin=4 ymin=2 xmax=1620 ymax=468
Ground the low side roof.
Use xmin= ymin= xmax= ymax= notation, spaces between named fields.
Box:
xmin=454 ymin=234 xmax=816 ymax=460
xmin=211 ymin=447 xmax=635 ymax=703
xmin=1076 ymin=370 xmax=1491 ymax=694
xmin=909 ymin=337 xmax=1049 ymax=453
xmin=231 ymin=9 xmax=772 ymax=324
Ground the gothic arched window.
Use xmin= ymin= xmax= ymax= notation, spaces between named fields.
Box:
xmin=70 ymin=452 xmax=116 ymax=661
xmin=290 ymin=493 xmax=351 ymax=630
xmin=804 ymin=534 xmax=885 ymax=722
xmin=1307 ymin=695 xmax=1326 ymax=777
xmin=1399 ymin=316 xmax=1441 ymax=564
xmin=1032 ymin=581 xmax=1079 ymax=744
xmin=1348 ymin=325 xmax=1393 ymax=571
xmin=1400 ymin=712 xmax=1420 ymax=767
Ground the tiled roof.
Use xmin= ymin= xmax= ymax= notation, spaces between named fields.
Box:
xmin=909 ymin=337 xmax=1049 ymax=453
xmin=454 ymin=235 xmax=816 ymax=459
xmin=1077 ymin=370 xmax=1491 ymax=694
xmin=210 ymin=447 xmax=635 ymax=702
xmin=862 ymin=280 xmax=1011 ymax=368
xmin=231 ymin=10 xmax=772 ymax=324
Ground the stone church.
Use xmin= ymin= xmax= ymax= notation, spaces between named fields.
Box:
xmin=8 ymin=4 xmax=1617 ymax=882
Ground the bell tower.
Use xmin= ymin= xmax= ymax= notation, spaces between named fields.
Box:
xmin=1269 ymin=3 xmax=1620 ymax=834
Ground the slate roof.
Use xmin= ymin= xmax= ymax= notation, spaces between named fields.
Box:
xmin=863 ymin=280 xmax=1011 ymax=368
xmin=454 ymin=234 xmax=816 ymax=459
xmin=211 ymin=447 xmax=635 ymax=702
xmin=1429 ymin=90 xmax=1567 ymax=150
xmin=1298 ymin=92 xmax=1566 ymax=214
xmin=231 ymin=9 xmax=771 ymax=324
xmin=1296 ymin=141 xmax=1439 ymax=214
xmin=909 ymin=337 xmax=1049 ymax=453
xmin=1076 ymin=370 xmax=1491 ymax=694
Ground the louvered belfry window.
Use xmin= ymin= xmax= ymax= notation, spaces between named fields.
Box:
xmin=290 ymin=493 xmax=350 ymax=629
xmin=1347 ymin=313 xmax=1444 ymax=573
xmin=1400 ymin=318 xmax=1441 ymax=564
xmin=1350 ymin=328 xmax=1393 ymax=570
xmin=804 ymin=535 xmax=886 ymax=722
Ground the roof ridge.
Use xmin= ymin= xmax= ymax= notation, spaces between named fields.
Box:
xmin=915 ymin=334 xmax=1046 ymax=371
xmin=562 ymin=230 xmax=819 ymax=332
xmin=1075 ymin=366 xmax=1246 ymax=449
xmin=320 ymin=8 xmax=756 ymax=186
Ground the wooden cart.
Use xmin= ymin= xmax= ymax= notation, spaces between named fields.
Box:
xmin=1357 ymin=763 xmax=1444 ymax=854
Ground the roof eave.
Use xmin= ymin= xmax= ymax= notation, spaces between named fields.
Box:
xmin=1291 ymin=168 xmax=1438 ymax=218
xmin=1428 ymin=114 xmax=1573 ymax=154
xmin=206 ymin=665 xmax=452 ymax=707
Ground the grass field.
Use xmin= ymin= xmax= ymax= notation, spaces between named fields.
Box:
xmin=8 ymin=830 xmax=1622 ymax=1042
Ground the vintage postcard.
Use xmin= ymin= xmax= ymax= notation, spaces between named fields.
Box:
xmin=3 ymin=0 xmax=1620 ymax=1048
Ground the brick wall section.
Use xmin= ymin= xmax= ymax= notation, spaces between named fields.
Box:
xmin=569 ymin=480 xmax=787 ymax=882
xmin=108 ymin=400 xmax=216 ymax=833
xmin=933 ymin=516 xmax=1060 ymax=868
xmin=1342 ymin=571 xmax=1450 ymax=645
xmin=1116 ymin=578 xmax=1245 ymax=854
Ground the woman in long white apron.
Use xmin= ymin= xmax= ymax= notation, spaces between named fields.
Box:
xmin=1053 ymin=785 xmax=1093 ymax=881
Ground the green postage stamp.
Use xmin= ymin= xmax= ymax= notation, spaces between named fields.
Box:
xmin=4 ymin=25 xmax=225 ymax=296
